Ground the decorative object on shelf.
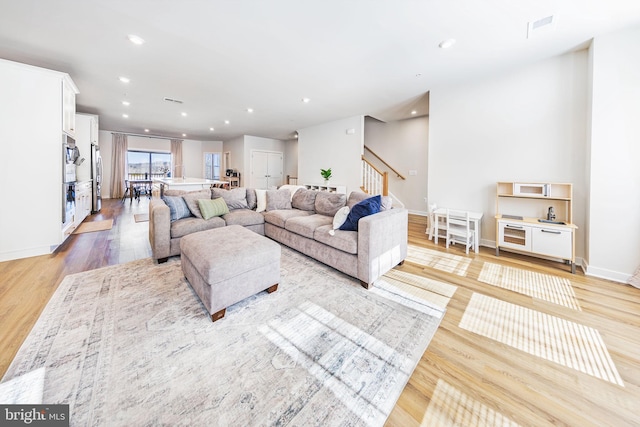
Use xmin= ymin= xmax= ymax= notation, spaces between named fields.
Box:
xmin=547 ymin=206 xmax=556 ymax=221
xmin=320 ymin=168 xmax=332 ymax=184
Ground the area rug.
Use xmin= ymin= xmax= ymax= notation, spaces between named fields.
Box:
xmin=2 ymin=247 xmax=444 ymax=426
xmin=72 ymin=219 xmax=113 ymax=234
xmin=134 ymin=213 xmax=149 ymax=223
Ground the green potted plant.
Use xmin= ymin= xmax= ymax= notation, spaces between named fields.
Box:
xmin=320 ymin=168 xmax=332 ymax=184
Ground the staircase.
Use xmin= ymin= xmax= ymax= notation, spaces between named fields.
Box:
xmin=361 ymin=146 xmax=406 ymax=208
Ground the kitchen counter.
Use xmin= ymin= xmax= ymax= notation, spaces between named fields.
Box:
xmin=154 ymin=177 xmax=228 ymax=197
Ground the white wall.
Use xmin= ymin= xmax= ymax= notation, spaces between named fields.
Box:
xmin=428 ymin=50 xmax=589 ymax=257
xmin=586 ymin=26 xmax=640 ymax=281
xmin=298 ymin=115 xmax=364 ymax=193
xmin=364 ymin=116 xmax=429 ymax=213
xmin=283 ymin=139 xmax=299 ymax=180
xmin=223 ymin=136 xmax=245 ymax=182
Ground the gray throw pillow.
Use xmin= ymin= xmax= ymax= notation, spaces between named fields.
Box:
xmin=211 ymin=187 xmax=249 ymax=210
xmin=162 ymin=195 xmax=192 ymax=221
xmin=181 ymin=189 xmax=212 ymax=219
xmin=315 ymin=192 xmax=347 ymax=217
xmin=291 ymin=188 xmax=317 ymax=211
xmin=246 ymin=188 xmax=257 ymax=210
xmin=266 ymin=189 xmax=292 ymax=211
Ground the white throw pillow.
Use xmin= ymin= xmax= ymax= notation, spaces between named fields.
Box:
xmin=329 ymin=206 xmax=350 ymax=236
xmin=255 ymin=189 xmax=267 ymax=213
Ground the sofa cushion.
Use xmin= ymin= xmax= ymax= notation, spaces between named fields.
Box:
xmin=291 ymin=188 xmax=318 ymax=211
xmin=340 ymin=195 xmax=381 ymax=231
xmin=198 ymin=198 xmax=230 ymax=220
xmin=211 ymin=187 xmax=249 ymax=210
xmin=246 ymin=188 xmax=257 ymax=210
xmin=163 ymin=195 xmax=192 ymax=221
xmin=163 ymin=189 xmax=188 ymax=197
xmin=314 ymin=192 xmax=347 ymax=217
xmin=278 ymin=185 xmax=307 ymax=200
xmin=263 ymin=209 xmax=312 ymax=228
xmin=182 ymin=190 xmax=212 ymax=219
xmin=285 ymin=214 xmax=333 ymax=239
xmin=266 ymin=189 xmax=292 ymax=211
xmin=314 ymin=225 xmax=358 ymax=255
xmin=170 ymin=216 xmax=225 ymax=238
xmin=348 ymin=191 xmax=392 ymax=211
xmin=223 ymin=209 xmax=265 ymax=227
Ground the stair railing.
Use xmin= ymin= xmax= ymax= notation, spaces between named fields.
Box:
xmin=361 ymin=156 xmax=388 ymax=196
xmin=364 ymin=145 xmax=406 ymax=180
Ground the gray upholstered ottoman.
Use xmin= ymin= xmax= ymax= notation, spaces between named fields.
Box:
xmin=180 ymin=224 xmax=281 ymax=322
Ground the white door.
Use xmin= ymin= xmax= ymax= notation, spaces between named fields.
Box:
xmin=251 ymin=150 xmax=283 ymax=189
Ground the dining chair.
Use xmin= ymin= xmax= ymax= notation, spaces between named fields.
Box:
xmin=426 ymin=203 xmax=437 ymax=240
xmin=446 ymin=209 xmax=474 ymax=254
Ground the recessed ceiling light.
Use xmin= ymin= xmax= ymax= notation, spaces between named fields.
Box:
xmin=182 ymin=133 xmax=187 ymax=137
xmin=144 ymin=129 xmax=149 ymax=133
xmin=302 ymin=98 xmax=310 ymax=103
xmin=122 ymin=101 xmax=130 ymax=106
xmin=127 ymin=34 xmax=145 ymax=45
xmin=411 ymin=110 xmax=417 ymax=115
xmin=224 ymin=120 xmax=230 ymax=125
xmin=294 ymin=133 xmax=299 ymax=139
xmin=119 ymin=76 xmax=130 ymax=83
xmin=122 ymin=114 xmax=129 ymax=118
xmin=438 ymin=39 xmax=456 ymax=49
xmin=209 ymin=127 xmax=214 ymax=131
xmin=247 ymin=108 xmax=254 ymax=113
xmin=181 ymin=112 xmax=188 ymax=117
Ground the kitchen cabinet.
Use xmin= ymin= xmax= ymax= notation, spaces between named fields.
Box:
xmin=75 ymin=180 xmax=93 ymax=226
xmin=62 ymin=75 xmax=78 ymax=136
xmin=0 ymin=58 xmax=78 ymax=261
xmin=75 ymin=114 xmax=99 ymax=182
xmin=495 ymin=181 xmax=577 ymax=273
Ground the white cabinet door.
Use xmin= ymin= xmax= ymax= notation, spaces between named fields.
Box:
xmin=62 ymin=77 xmax=76 ymax=136
xmin=250 ymin=151 xmax=283 ymax=189
xmin=531 ymin=227 xmax=572 ymax=259
xmin=498 ymin=221 xmax=531 ymax=252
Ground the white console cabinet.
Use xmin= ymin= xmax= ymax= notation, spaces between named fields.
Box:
xmin=304 ymin=183 xmax=347 ymax=194
xmin=495 ymin=182 xmax=577 ymax=273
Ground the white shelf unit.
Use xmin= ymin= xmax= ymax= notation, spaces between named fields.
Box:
xmin=304 ymin=183 xmax=346 ymax=194
xmin=495 ymin=182 xmax=577 ymax=273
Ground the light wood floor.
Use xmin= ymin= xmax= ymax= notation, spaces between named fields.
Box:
xmin=1 ymin=200 xmax=638 ymax=426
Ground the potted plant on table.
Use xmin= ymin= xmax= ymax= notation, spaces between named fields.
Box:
xmin=320 ymin=168 xmax=332 ymax=184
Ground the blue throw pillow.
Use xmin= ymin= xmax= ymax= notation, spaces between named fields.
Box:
xmin=163 ymin=195 xmax=191 ymax=221
xmin=339 ymin=195 xmax=381 ymax=231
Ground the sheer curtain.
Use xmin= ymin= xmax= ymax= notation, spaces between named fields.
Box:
xmin=170 ymin=139 xmax=184 ymax=178
xmin=110 ymin=133 xmax=128 ymax=198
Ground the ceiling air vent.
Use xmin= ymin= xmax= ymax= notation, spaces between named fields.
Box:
xmin=163 ymin=97 xmax=183 ymax=104
xmin=527 ymin=15 xmax=557 ymax=39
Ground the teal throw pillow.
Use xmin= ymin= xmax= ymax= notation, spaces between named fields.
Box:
xmin=198 ymin=197 xmax=229 ymax=220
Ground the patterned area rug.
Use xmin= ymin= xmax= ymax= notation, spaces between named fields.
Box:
xmin=2 ymin=247 xmax=443 ymax=426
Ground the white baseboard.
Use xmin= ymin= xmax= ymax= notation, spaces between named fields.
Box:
xmin=408 ymin=210 xmax=428 ymax=216
xmin=0 ymin=246 xmax=53 ymax=263
xmin=583 ymin=262 xmax=631 ymax=284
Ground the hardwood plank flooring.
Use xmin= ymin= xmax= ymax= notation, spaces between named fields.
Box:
xmin=1 ymin=203 xmax=638 ymax=426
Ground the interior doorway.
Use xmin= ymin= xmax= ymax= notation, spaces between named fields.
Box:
xmin=250 ymin=150 xmax=283 ymax=189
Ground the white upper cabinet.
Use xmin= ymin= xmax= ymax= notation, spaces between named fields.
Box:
xmin=62 ymin=75 xmax=78 ymax=136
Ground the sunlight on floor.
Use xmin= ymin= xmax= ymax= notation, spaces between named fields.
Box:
xmin=406 ymin=245 xmax=471 ymax=276
xmin=373 ymin=269 xmax=457 ymax=313
xmin=478 ymin=262 xmax=581 ymax=311
xmin=459 ymin=293 xmax=624 ymax=386
xmin=422 ymin=379 xmax=521 ymax=427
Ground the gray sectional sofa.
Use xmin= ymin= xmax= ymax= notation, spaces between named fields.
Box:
xmin=148 ymin=186 xmax=408 ymax=288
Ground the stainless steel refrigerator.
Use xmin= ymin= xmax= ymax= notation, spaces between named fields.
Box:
xmin=91 ymin=143 xmax=102 ymax=213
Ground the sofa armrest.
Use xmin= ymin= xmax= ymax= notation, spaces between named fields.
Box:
xmin=149 ymin=199 xmax=172 ymax=261
xmin=357 ymin=208 xmax=408 ymax=286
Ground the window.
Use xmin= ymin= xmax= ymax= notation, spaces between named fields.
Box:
xmin=127 ymin=150 xmax=171 ymax=179
xmin=204 ymin=152 xmax=221 ymax=180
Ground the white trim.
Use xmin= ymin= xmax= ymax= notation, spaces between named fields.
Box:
xmin=584 ymin=262 xmax=632 ymax=284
